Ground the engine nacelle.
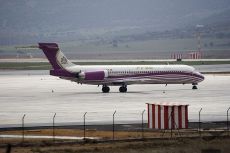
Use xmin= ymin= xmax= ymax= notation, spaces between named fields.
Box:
xmin=78 ymin=70 xmax=108 ymax=81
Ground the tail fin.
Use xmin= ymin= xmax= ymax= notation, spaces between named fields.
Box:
xmin=38 ymin=43 xmax=75 ymax=70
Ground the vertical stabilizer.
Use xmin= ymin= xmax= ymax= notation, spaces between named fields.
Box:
xmin=38 ymin=43 xmax=75 ymax=70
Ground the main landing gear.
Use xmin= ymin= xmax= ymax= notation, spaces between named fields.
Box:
xmin=102 ymin=85 xmax=110 ymax=93
xmin=119 ymin=85 xmax=127 ymax=93
xmin=101 ymin=85 xmax=128 ymax=93
xmin=192 ymin=83 xmax=198 ymax=90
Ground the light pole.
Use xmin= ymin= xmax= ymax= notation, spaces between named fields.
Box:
xmin=199 ymin=108 xmax=202 ymax=137
xmin=83 ymin=112 xmax=87 ymax=140
xmin=141 ymin=110 xmax=145 ymax=139
xmin=53 ymin=113 xmax=56 ymax=142
xmin=22 ymin=114 xmax=26 ymax=143
xmin=196 ymin=24 xmax=204 ymax=58
xmin=113 ymin=110 xmax=116 ymax=140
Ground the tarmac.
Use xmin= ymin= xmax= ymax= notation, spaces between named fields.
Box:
xmin=0 ymin=69 xmax=230 ymax=127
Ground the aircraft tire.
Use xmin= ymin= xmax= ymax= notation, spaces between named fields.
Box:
xmin=102 ymin=86 xmax=110 ymax=93
xmin=192 ymin=85 xmax=198 ymax=90
xmin=119 ymin=86 xmax=127 ymax=93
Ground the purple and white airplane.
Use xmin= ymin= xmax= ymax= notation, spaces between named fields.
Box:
xmin=38 ymin=43 xmax=204 ymax=93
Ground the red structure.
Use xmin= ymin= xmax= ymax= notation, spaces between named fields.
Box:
xmin=147 ymin=103 xmax=188 ymax=129
xmin=188 ymin=52 xmax=202 ymax=59
xmin=171 ymin=51 xmax=203 ymax=60
xmin=171 ymin=53 xmax=182 ymax=60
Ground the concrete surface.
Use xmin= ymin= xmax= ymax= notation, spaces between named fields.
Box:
xmin=0 ymin=71 xmax=229 ymax=127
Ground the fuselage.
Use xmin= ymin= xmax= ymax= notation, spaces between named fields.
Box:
xmin=64 ymin=64 xmax=204 ymax=86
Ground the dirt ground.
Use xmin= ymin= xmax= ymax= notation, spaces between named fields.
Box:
xmin=0 ymin=128 xmax=209 ymax=143
xmin=0 ymin=137 xmax=230 ymax=153
xmin=0 ymin=129 xmax=230 ymax=153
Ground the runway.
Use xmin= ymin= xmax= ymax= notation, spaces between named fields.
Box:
xmin=0 ymin=70 xmax=230 ymax=127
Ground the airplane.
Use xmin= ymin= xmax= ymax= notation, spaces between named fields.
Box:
xmin=38 ymin=43 xmax=204 ymax=93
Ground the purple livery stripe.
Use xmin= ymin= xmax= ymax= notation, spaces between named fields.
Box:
xmin=50 ymin=70 xmax=76 ymax=77
xmin=109 ymin=72 xmax=204 ymax=80
xmin=39 ymin=43 xmax=61 ymax=70
xmin=80 ymin=72 xmax=204 ymax=85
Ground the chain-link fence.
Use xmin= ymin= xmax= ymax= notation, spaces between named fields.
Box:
xmin=0 ymin=108 xmax=230 ymax=145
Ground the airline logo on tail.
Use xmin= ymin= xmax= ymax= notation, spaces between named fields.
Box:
xmin=61 ymin=56 xmax=68 ymax=64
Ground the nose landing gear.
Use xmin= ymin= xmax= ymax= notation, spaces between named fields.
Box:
xmin=192 ymin=85 xmax=198 ymax=89
xmin=192 ymin=83 xmax=198 ymax=90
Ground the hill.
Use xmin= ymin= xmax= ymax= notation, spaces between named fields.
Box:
xmin=0 ymin=0 xmax=230 ymax=45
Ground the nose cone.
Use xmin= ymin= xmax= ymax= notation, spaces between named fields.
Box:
xmin=199 ymin=72 xmax=205 ymax=80
xmin=195 ymin=71 xmax=205 ymax=82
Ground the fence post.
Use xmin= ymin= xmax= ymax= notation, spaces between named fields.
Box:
xmin=171 ymin=109 xmax=173 ymax=138
xmin=53 ymin=113 xmax=56 ymax=142
xmin=83 ymin=112 xmax=87 ymax=140
xmin=113 ymin=110 xmax=116 ymax=140
xmin=142 ymin=110 xmax=145 ymax=139
xmin=227 ymin=107 xmax=230 ymax=136
xmin=6 ymin=144 xmax=12 ymax=153
xmin=198 ymin=108 xmax=202 ymax=137
xmin=22 ymin=114 xmax=26 ymax=143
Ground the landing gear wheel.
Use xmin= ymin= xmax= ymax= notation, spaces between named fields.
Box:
xmin=119 ymin=86 xmax=127 ymax=93
xmin=192 ymin=85 xmax=198 ymax=90
xmin=192 ymin=83 xmax=198 ymax=90
xmin=102 ymin=86 xmax=110 ymax=93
